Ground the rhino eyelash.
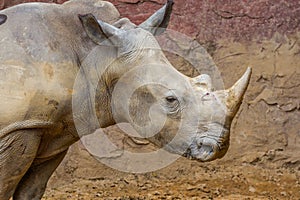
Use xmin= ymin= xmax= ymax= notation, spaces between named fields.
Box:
xmin=165 ymin=96 xmax=177 ymax=103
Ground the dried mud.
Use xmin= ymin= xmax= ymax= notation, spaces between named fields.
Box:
xmin=43 ymin=140 xmax=300 ymax=200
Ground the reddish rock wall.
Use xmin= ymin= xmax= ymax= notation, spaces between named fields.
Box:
xmin=109 ymin=0 xmax=300 ymax=42
xmin=2 ymin=0 xmax=299 ymax=42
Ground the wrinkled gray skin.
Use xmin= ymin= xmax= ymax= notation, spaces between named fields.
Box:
xmin=0 ymin=0 xmax=251 ymax=199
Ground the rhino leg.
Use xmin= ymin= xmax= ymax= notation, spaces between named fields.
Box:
xmin=13 ymin=150 xmax=68 ymax=200
xmin=0 ymin=129 xmax=41 ymax=200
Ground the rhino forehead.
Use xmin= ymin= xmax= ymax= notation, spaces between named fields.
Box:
xmin=116 ymin=30 xmax=163 ymax=59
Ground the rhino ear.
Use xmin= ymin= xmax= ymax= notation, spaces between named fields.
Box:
xmin=78 ymin=13 xmax=121 ymax=44
xmin=139 ymin=0 xmax=174 ymax=35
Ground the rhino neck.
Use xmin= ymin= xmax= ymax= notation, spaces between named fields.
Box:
xmin=95 ymin=58 xmax=141 ymax=127
xmin=77 ymin=44 xmax=139 ymax=129
xmin=78 ymin=44 xmax=171 ymax=129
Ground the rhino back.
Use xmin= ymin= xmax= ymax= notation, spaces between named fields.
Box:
xmin=0 ymin=0 xmax=120 ymax=128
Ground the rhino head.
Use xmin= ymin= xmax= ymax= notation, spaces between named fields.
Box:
xmin=78 ymin=0 xmax=251 ymax=162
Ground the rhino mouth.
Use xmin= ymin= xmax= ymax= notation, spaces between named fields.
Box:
xmin=183 ymin=141 xmax=216 ymax=162
xmin=183 ymin=135 xmax=228 ymax=162
xmin=182 ymin=122 xmax=230 ymax=162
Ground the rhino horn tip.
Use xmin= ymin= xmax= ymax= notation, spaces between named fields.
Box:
xmin=226 ymin=67 xmax=252 ymax=113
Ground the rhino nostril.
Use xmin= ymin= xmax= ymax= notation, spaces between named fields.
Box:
xmin=197 ymin=141 xmax=203 ymax=148
xmin=183 ymin=148 xmax=193 ymax=160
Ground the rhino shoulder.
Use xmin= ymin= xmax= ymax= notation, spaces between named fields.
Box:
xmin=0 ymin=0 xmax=120 ymax=63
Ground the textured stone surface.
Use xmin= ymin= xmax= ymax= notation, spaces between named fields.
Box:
xmin=108 ymin=0 xmax=300 ymax=42
xmin=1 ymin=0 xmax=299 ymax=41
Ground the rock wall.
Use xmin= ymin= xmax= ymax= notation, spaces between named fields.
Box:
xmin=109 ymin=0 xmax=300 ymax=41
xmin=1 ymin=0 xmax=299 ymax=168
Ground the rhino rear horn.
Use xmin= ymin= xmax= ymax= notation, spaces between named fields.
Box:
xmin=79 ymin=13 xmax=122 ymax=44
xmin=139 ymin=0 xmax=174 ymax=35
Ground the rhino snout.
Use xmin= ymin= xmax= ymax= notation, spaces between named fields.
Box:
xmin=184 ymin=129 xmax=230 ymax=162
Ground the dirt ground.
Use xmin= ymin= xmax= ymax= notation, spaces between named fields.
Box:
xmin=42 ymin=140 xmax=300 ymax=200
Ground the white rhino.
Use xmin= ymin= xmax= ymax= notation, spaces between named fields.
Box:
xmin=0 ymin=0 xmax=251 ymax=199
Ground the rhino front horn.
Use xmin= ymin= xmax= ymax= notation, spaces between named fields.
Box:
xmin=224 ymin=67 xmax=252 ymax=115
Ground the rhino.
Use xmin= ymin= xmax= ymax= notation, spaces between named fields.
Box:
xmin=0 ymin=0 xmax=251 ymax=199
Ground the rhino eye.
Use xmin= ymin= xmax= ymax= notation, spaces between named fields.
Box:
xmin=165 ymin=96 xmax=177 ymax=103
xmin=164 ymin=96 xmax=180 ymax=114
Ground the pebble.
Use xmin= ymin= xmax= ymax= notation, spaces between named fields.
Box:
xmin=280 ymin=191 xmax=287 ymax=196
xmin=249 ymin=186 xmax=256 ymax=193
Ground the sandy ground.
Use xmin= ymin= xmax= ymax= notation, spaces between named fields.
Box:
xmin=42 ymin=140 xmax=300 ymax=200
